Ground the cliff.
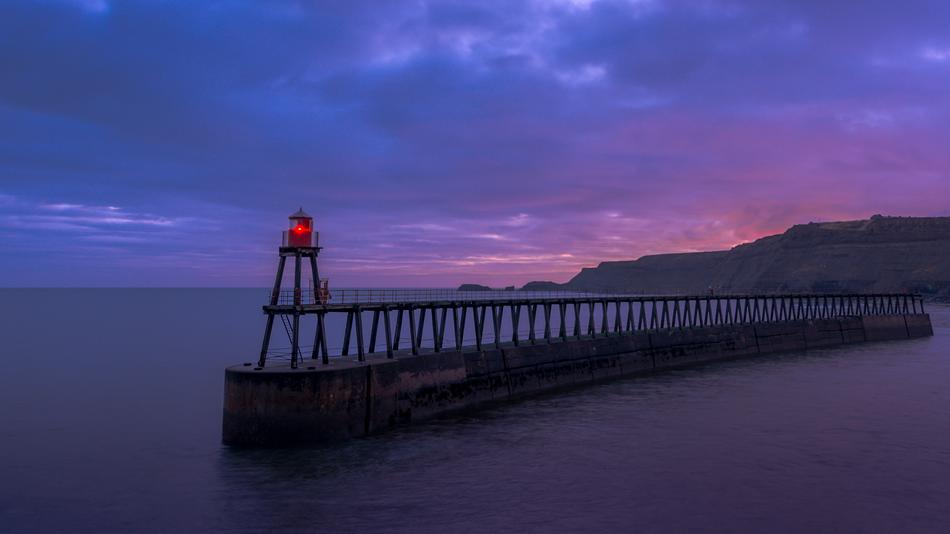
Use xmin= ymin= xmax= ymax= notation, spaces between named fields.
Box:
xmin=530 ymin=215 xmax=950 ymax=298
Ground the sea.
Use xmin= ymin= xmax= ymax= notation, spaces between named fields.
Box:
xmin=1 ymin=289 xmax=948 ymax=533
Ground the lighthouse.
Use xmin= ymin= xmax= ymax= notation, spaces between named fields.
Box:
xmin=258 ymin=208 xmax=329 ymax=368
xmin=283 ymin=207 xmax=318 ymax=249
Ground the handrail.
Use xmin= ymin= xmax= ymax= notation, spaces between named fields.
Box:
xmin=269 ymin=288 xmax=633 ymax=305
xmin=267 ymin=288 xmax=928 ymax=306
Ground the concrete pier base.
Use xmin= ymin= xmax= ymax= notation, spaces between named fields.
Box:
xmin=223 ymin=314 xmax=933 ymax=446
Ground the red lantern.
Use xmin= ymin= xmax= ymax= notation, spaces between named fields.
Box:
xmin=282 ymin=207 xmax=317 ymax=248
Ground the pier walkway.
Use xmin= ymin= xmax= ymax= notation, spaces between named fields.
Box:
xmin=258 ymin=291 xmax=926 ymax=368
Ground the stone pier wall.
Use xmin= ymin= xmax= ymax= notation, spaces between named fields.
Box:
xmin=223 ymin=314 xmax=933 ymax=446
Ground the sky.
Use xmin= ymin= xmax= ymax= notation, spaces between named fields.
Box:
xmin=2 ymin=0 xmax=950 ymax=287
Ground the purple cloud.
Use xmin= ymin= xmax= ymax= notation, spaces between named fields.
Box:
xmin=1 ymin=0 xmax=949 ymax=286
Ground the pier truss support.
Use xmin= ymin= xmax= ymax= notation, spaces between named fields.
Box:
xmin=255 ymin=293 xmax=927 ymax=368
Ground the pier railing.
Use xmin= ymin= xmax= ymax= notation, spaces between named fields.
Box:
xmin=257 ymin=293 xmax=927 ymax=368
xmin=271 ymin=288 xmax=631 ymax=305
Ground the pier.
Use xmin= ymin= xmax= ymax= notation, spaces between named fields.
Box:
xmin=259 ymin=290 xmax=929 ymax=367
xmin=228 ymin=290 xmax=933 ymax=446
xmin=222 ymin=210 xmax=934 ymax=446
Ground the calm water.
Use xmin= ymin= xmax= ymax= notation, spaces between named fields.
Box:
xmin=1 ymin=289 xmax=949 ymax=533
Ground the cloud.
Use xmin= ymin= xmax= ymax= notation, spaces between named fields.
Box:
xmin=922 ymin=46 xmax=950 ymax=62
xmin=1 ymin=0 xmax=949 ymax=286
xmin=45 ymin=0 xmax=108 ymax=13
